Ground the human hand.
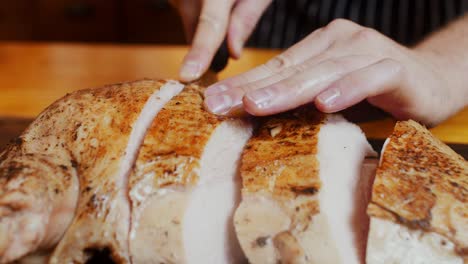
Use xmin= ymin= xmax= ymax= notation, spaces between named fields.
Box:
xmin=170 ymin=0 xmax=272 ymax=82
xmin=203 ymin=19 xmax=466 ymax=126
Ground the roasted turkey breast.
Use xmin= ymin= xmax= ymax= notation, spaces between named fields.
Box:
xmin=1 ymin=78 xmax=465 ymax=264
xmin=367 ymin=120 xmax=468 ymax=264
xmin=0 ymin=79 xmax=184 ymax=263
xmin=128 ymin=83 xmax=252 ymax=264
xmin=234 ymin=107 xmax=376 ymax=264
xmin=1 ymin=79 xmax=252 ymax=264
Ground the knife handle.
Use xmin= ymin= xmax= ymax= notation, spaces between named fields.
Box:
xmin=209 ymin=39 xmax=229 ymax=73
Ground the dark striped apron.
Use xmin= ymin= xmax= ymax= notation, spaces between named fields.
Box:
xmin=247 ymin=0 xmax=468 ymax=48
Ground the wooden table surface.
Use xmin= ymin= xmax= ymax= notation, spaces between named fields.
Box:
xmin=0 ymin=42 xmax=467 ymax=148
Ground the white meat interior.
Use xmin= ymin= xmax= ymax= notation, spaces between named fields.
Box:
xmin=112 ymin=80 xmax=185 ymax=260
xmin=233 ymin=115 xmax=376 ymax=264
xmin=182 ymin=119 xmax=251 ymax=263
xmin=120 ymin=80 xmax=185 ymax=191
xmin=367 ymin=218 xmax=463 ymax=264
xmin=300 ymin=115 xmax=375 ymax=264
xmin=130 ymin=119 xmax=252 ymax=264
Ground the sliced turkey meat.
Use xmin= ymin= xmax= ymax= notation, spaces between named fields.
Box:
xmin=367 ymin=120 xmax=468 ymax=264
xmin=5 ymin=76 xmax=466 ymax=264
xmin=128 ymin=83 xmax=252 ymax=264
xmin=0 ymin=79 xmax=184 ymax=263
xmin=234 ymin=108 xmax=376 ymax=264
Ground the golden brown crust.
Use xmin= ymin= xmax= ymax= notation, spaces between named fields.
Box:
xmin=129 ymin=82 xmax=251 ymax=263
xmin=369 ymin=120 xmax=468 ymax=254
xmin=51 ymin=80 xmax=165 ymax=263
xmin=43 ymin=79 xmax=164 ymax=217
xmin=241 ymin=107 xmax=325 ymax=198
xmin=46 ymin=79 xmax=165 ymax=263
xmin=130 ymin=83 xmax=222 ymax=190
xmin=1 ymin=79 xmax=165 ymax=263
xmin=236 ymin=107 xmax=326 ymax=264
xmin=240 ymin=107 xmax=326 ymax=232
xmin=140 ymin=84 xmax=220 ymax=157
xmin=0 ymin=153 xmax=74 ymax=211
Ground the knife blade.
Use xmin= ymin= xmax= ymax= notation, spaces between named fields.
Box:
xmin=210 ymin=39 xmax=230 ymax=73
xmin=196 ymin=40 xmax=230 ymax=86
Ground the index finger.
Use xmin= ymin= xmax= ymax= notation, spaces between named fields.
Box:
xmin=204 ymin=19 xmax=360 ymax=95
xmin=179 ymin=0 xmax=235 ymax=82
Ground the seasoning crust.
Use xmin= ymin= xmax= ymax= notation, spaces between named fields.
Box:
xmin=368 ymin=120 xmax=468 ymax=255
xmin=241 ymin=107 xmax=325 ymax=199
xmin=130 ymin=83 xmax=222 ymax=191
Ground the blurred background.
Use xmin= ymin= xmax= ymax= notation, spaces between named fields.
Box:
xmin=3 ymin=0 xmax=467 ymax=46
xmin=0 ymin=0 xmax=186 ymax=44
xmin=0 ymin=0 xmax=467 ymax=153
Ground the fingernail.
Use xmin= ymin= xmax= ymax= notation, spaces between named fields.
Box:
xmin=205 ymin=84 xmax=229 ymax=97
xmin=204 ymin=94 xmax=234 ymax=114
xmin=180 ymin=61 xmax=202 ymax=81
xmin=232 ymin=41 xmax=243 ymax=58
xmin=245 ymin=88 xmax=276 ymax=109
xmin=317 ymin=89 xmax=341 ymax=106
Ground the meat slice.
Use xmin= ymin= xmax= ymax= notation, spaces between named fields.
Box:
xmin=0 ymin=79 xmax=184 ymax=263
xmin=367 ymin=120 xmax=467 ymax=264
xmin=234 ymin=108 xmax=376 ymax=264
xmin=128 ymin=83 xmax=253 ymax=264
xmin=49 ymin=80 xmax=184 ymax=264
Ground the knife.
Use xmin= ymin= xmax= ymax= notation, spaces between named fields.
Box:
xmin=196 ymin=40 xmax=230 ymax=86
xmin=210 ymin=39 xmax=230 ymax=73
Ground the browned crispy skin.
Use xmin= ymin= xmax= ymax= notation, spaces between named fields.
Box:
xmin=234 ymin=108 xmax=329 ymax=264
xmin=0 ymin=143 xmax=76 ymax=262
xmin=239 ymin=107 xmax=325 ymax=234
xmin=242 ymin=108 xmax=324 ymax=197
xmin=129 ymin=83 xmax=221 ymax=192
xmin=368 ymin=120 xmax=468 ymax=256
xmin=128 ymin=83 xmax=249 ymax=263
xmin=0 ymin=79 xmax=165 ymax=263
xmin=49 ymin=80 xmax=165 ymax=264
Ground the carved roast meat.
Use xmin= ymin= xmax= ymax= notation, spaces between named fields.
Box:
xmin=367 ymin=120 xmax=467 ymax=264
xmin=234 ymin=108 xmax=376 ymax=264
xmin=0 ymin=79 xmax=465 ymax=264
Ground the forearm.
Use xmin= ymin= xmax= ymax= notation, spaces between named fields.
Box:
xmin=415 ymin=14 xmax=468 ymax=111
